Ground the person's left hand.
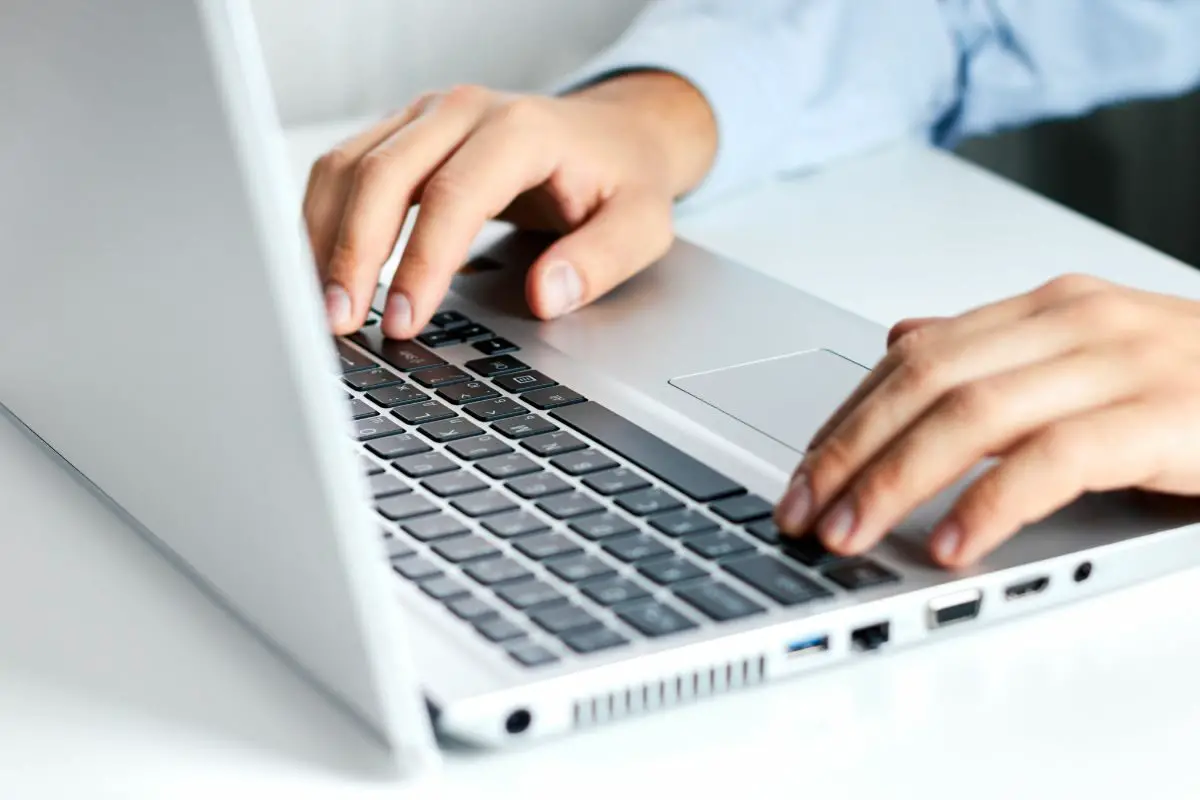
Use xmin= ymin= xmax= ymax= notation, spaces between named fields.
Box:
xmin=774 ymin=274 xmax=1200 ymax=568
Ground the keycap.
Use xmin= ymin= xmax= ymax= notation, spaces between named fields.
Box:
xmin=474 ymin=337 xmax=519 ymax=356
xmin=418 ymin=417 xmax=483 ymax=443
xmin=649 ymin=509 xmax=720 ymax=538
xmin=465 ymin=557 xmax=531 ymax=586
xmin=445 ymin=595 xmax=496 ymax=621
xmin=546 ymin=556 xmax=615 ymax=583
xmin=385 ymin=538 xmax=414 ymax=559
xmin=492 ymin=414 xmax=557 ymax=440
xmin=348 ymin=398 xmax=379 ymax=420
xmin=365 ymin=384 xmax=428 ymax=408
xmin=392 ymin=555 xmax=441 ymax=581
xmin=514 ymin=533 xmax=583 ymax=561
xmin=521 ymin=431 xmax=586 ymax=457
xmin=336 ymin=340 xmax=378 ymax=374
xmin=361 ymin=455 xmax=384 ymax=475
xmin=431 ymin=310 xmax=470 ymax=329
xmin=393 ymin=400 xmax=456 ymax=426
xmin=560 ymin=626 xmax=629 ymax=654
xmin=614 ymin=600 xmax=697 ymax=638
xmin=433 ymin=535 xmax=499 ymax=563
xmin=393 ymin=452 xmax=458 ymax=478
xmin=521 ymin=386 xmax=586 ymax=410
xmin=506 ymin=642 xmax=559 ymax=667
xmin=366 ymin=434 xmax=431 ymax=460
xmin=474 ymin=616 xmax=526 ymax=643
xmin=452 ymin=490 xmax=518 ymax=518
xmin=476 ymin=453 xmax=541 ymax=480
xmin=354 ymin=416 xmax=404 ymax=441
xmin=781 ymin=536 xmax=843 ymax=567
xmin=568 ymin=513 xmax=637 ymax=541
xmin=464 ymin=397 xmax=528 ymax=422
xmin=581 ymin=578 xmax=650 ymax=607
xmin=351 ymin=330 xmax=446 ymax=372
xmin=603 ymin=534 xmax=672 ymax=564
xmin=447 ymin=435 xmax=512 ymax=461
xmin=506 ymin=472 xmax=570 ymax=499
xmin=745 ymin=518 xmax=781 ymax=545
xmin=675 ymin=581 xmax=765 ymax=622
xmin=369 ymin=473 xmax=411 ymax=499
xmin=416 ymin=329 xmax=466 ymax=348
xmin=455 ymin=324 xmax=492 ymax=341
xmin=465 ymin=354 xmax=528 ymax=377
xmin=710 ymin=493 xmax=773 ymax=523
xmin=638 ymin=557 xmax=707 ymax=586
xmin=496 ymin=580 xmax=566 ymax=610
xmin=402 ymin=513 xmax=468 ymax=542
xmin=614 ymin=488 xmax=683 ymax=517
xmin=420 ymin=576 xmax=470 ymax=601
xmin=582 ymin=468 xmax=650 ymax=496
xmin=377 ymin=494 xmax=439 ymax=521
xmin=722 ymin=555 xmax=833 ymax=606
xmin=550 ymin=449 xmax=618 ymax=476
xmin=536 ymin=492 xmax=604 ymax=520
xmin=822 ymin=559 xmax=901 ymax=591
xmin=530 ymin=604 xmax=599 ymax=635
xmin=422 ymin=471 xmax=487 ymax=498
xmin=438 ymin=381 xmax=500 ymax=405
xmin=412 ymin=365 xmax=470 ymax=388
xmin=684 ymin=530 xmax=754 ymax=560
xmin=494 ymin=370 xmax=556 ymax=393
xmin=481 ymin=511 xmax=549 ymax=539
xmin=551 ymin=403 xmax=744 ymax=502
xmin=344 ymin=366 xmax=404 ymax=391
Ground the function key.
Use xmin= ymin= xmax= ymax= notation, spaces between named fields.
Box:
xmin=393 ymin=400 xmax=456 ymax=426
xmin=492 ymin=414 xmax=557 ymax=440
xmin=710 ymin=494 xmax=774 ymax=523
xmin=521 ymin=386 xmax=586 ymax=410
xmin=465 ymin=354 xmax=529 ymax=377
xmin=821 ymin=559 xmax=901 ymax=591
xmin=343 ymin=366 xmax=403 ymax=391
xmin=464 ymin=397 xmax=528 ymax=422
xmin=455 ymin=324 xmax=493 ymax=341
xmin=506 ymin=642 xmax=560 ymax=668
xmin=613 ymin=600 xmax=697 ymax=638
xmin=431 ymin=310 xmax=471 ymax=329
xmin=521 ymin=431 xmax=585 ymax=457
xmin=417 ymin=329 xmax=466 ymax=348
xmin=438 ymin=381 xmax=501 ymax=405
xmin=364 ymin=433 xmax=430 ymax=460
xmin=473 ymin=337 xmax=519 ymax=356
xmin=354 ymin=416 xmax=404 ymax=441
xmin=365 ymin=384 xmax=428 ymax=408
xmin=494 ymin=370 xmax=556 ymax=394
xmin=418 ymin=417 xmax=483 ymax=443
xmin=351 ymin=329 xmax=447 ymax=373
xmin=411 ymin=365 xmax=470 ymax=388
xmin=335 ymin=339 xmax=377 ymax=374
xmin=674 ymin=581 xmax=765 ymax=622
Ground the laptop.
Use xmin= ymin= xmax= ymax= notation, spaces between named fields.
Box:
xmin=5 ymin=0 xmax=1200 ymax=774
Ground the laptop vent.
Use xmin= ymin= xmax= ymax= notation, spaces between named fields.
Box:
xmin=571 ymin=654 xmax=767 ymax=729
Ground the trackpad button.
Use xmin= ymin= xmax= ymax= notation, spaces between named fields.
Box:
xmin=669 ymin=350 xmax=869 ymax=454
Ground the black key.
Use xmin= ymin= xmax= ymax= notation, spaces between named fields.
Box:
xmin=344 ymin=366 xmax=404 ymax=391
xmin=365 ymin=384 xmax=428 ymax=408
xmin=452 ymin=490 xmax=518 ymax=518
xmin=369 ymin=472 xmax=411 ymax=499
xmin=495 ymin=580 xmax=566 ymax=610
xmin=514 ymin=533 xmax=582 ymax=561
xmin=723 ymin=555 xmax=833 ymax=606
xmin=550 ymin=449 xmax=618 ymax=477
xmin=464 ymin=397 xmax=528 ymax=422
xmin=474 ymin=616 xmax=525 ymax=643
xmin=546 ymin=556 xmax=615 ymax=584
xmin=537 ymin=492 xmax=604 ymax=520
xmin=464 ymin=557 xmax=531 ymax=586
xmin=745 ymin=518 xmax=781 ymax=545
xmin=361 ymin=455 xmax=384 ymax=475
xmin=710 ymin=493 xmax=773 ymax=523
xmin=614 ymin=600 xmax=697 ymax=638
xmin=446 ymin=434 xmax=512 ymax=461
xmin=419 ymin=418 xmax=483 ymax=443
xmin=649 ymin=509 xmax=720 ymax=538
xmin=781 ymin=536 xmax=844 ymax=567
xmin=385 ymin=539 xmax=415 ymax=560
xmin=412 ymin=365 xmax=470 ymax=388
xmin=476 ymin=453 xmax=541 ymax=480
xmin=481 ymin=511 xmax=549 ymax=539
xmin=638 ymin=557 xmax=707 ymax=586
xmin=417 ymin=329 xmax=467 ymax=349
xmin=568 ymin=513 xmax=637 ymax=541
xmin=393 ymin=556 xmax=441 ymax=581
xmin=393 ymin=400 xmax=456 ymax=426
xmin=420 ymin=576 xmax=470 ymax=601
xmin=433 ymin=535 xmax=499 ymax=563
xmin=445 ymin=595 xmax=497 ymax=621
xmin=582 ymin=467 xmax=650 ymax=496
xmin=506 ymin=642 xmax=560 ymax=667
xmin=377 ymin=494 xmax=438 ymax=521
xmin=351 ymin=330 xmax=447 ymax=373
xmin=684 ymin=530 xmax=754 ymax=560
xmin=438 ymin=381 xmax=501 ymax=405
xmin=365 ymin=434 xmax=430 ymax=460
xmin=551 ymin=402 xmax=744 ymax=502
xmin=614 ymin=487 xmax=683 ymax=517
xmin=530 ymin=604 xmax=599 ymax=635
xmin=431 ymin=310 xmax=470 ymax=329
xmin=521 ymin=386 xmax=586 ymax=410
xmin=560 ymin=626 xmax=629 ymax=654
xmin=422 ymin=471 xmax=487 ymax=497
xmin=455 ymin=324 xmax=492 ymax=341
xmin=521 ymin=431 xmax=586 ymax=457
xmin=675 ymin=581 xmax=765 ymax=622
xmin=354 ymin=416 xmax=404 ymax=441
xmin=348 ymin=398 xmax=380 ymax=420
xmin=603 ymin=534 xmax=672 ymax=564
xmin=492 ymin=414 xmax=557 ymax=440
xmin=822 ymin=559 xmax=901 ymax=591
xmin=474 ymin=337 xmax=519 ymax=356
xmin=336 ymin=340 xmax=377 ymax=374
xmin=494 ymin=370 xmax=556 ymax=394
xmin=393 ymin=452 xmax=458 ymax=478
xmin=581 ymin=577 xmax=650 ymax=607
xmin=465 ymin=354 xmax=528 ymax=377
xmin=506 ymin=472 xmax=570 ymax=499
xmin=402 ymin=513 xmax=468 ymax=542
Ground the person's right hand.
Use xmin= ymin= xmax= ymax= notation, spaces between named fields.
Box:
xmin=304 ymin=72 xmax=717 ymax=338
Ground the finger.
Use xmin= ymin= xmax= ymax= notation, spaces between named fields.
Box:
xmin=886 ymin=317 xmax=944 ymax=347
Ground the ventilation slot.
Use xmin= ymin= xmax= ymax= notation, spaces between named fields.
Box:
xmin=572 ymin=654 xmax=767 ymax=728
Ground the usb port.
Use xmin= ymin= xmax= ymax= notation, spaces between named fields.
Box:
xmin=927 ymin=589 xmax=983 ymax=629
xmin=1005 ymin=576 xmax=1049 ymax=601
xmin=786 ymin=635 xmax=830 ymax=658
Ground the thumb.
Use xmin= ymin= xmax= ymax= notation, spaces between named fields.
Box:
xmin=525 ymin=188 xmax=674 ymax=320
xmin=887 ymin=316 xmax=945 ymax=347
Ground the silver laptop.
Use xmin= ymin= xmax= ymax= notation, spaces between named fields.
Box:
xmin=5 ymin=0 xmax=1200 ymax=770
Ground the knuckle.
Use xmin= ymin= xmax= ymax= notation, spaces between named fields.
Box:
xmin=1038 ymin=272 xmax=1108 ymax=301
xmin=1031 ymin=426 xmax=1087 ymax=473
xmin=895 ymin=352 xmax=945 ymax=396
xmin=326 ymin=240 xmax=359 ymax=277
xmin=960 ymin=475 xmax=1007 ymax=527
xmin=812 ymin=435 xmax=855 ymax=483
xmin=313 ymin=149 xmax=351 ymax=178
xmin=856 ymin=461 xmax=905 ymax=511
xmin=940 ymin=382 xmax=998 ymax=423
xmin=489 ymin=96 xmax=549 ymax=130
xmin=422 ymin=172 xmax=471 ymax=207
xmin=353 ymin=149 xmax=394 ymax=182
xmin=440 ymin=83 xmax=491 ymax=109
xmin=1066 ymin=290 xmax=1140 ymax=330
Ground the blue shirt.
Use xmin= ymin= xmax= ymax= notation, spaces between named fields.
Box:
xmin=560 ymin=0 xmax=1200 ymax=207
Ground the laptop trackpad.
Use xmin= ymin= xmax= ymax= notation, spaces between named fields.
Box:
xmin=670 ymin=350 xmax=869 ymax=455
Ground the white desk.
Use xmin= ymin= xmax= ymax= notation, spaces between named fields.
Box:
xmin=4 ymin=120 xmax=1200 ymax=799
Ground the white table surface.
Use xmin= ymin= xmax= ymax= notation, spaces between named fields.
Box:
xmin=4 ymin=119 xmax=1200 ymax=799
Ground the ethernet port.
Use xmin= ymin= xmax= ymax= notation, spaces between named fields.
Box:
xmin=851 ymin=622 xmax=890 ymax=652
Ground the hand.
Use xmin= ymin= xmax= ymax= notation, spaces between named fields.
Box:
xmin=774 ymin=274 xmax=1200 ymax=567
xmin=304 ymin=73 xmax=716 ymax=338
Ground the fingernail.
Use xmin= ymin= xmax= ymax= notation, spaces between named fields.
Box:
xmin=541 ymin=261 xmax=583 ymax=318
xmin=384 ymin=292 xmax=413 ymax=337
xmin=931 ymin=521 xmax=962 ymax=564
xmin=324 ymin=283 xmax=351 ymax=328
xmin=818 ymin=499 xmax=857 ymax=549
xmin=776 ymin=471 xmax=813 ymax=533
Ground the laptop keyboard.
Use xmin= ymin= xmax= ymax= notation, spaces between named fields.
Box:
xmin=337 ymin=310 xmax=901 ymax=669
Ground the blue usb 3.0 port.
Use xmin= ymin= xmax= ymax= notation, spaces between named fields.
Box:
xmin=786 ymin=635 xmax=830 ymax=658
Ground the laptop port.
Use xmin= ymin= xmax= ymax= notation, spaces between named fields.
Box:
xmin=1004 ymin=576 xmax=1050 ymax=601
xmin=785 ymin=634 xmax=830 ymax=658
xmin=850 ymin=622 xmax=890 ymax=652
xmin=927 ymin=589 xmax=983 ymax=629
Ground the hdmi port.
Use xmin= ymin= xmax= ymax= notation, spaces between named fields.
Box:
xmin=1005 ymin=576 xmax=1050 ymax=600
